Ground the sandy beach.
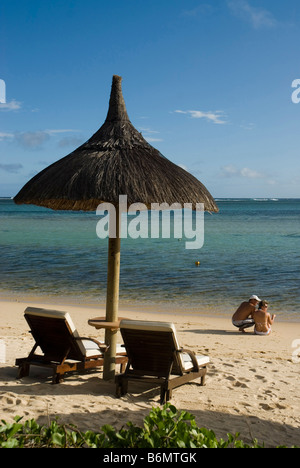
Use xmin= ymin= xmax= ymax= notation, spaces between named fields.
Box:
xmin=0 ymin=299 xmax=299 ymax=448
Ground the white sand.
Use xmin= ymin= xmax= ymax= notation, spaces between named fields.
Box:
xmin=0 ymin=299 xmax=299 ymax=447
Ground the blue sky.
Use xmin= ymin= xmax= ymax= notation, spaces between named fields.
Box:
xmin=1 ymin=0 xmax=300 ymax=198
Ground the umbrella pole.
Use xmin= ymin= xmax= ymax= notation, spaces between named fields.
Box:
xmin=103 ymin=205 xmax=121 ymax=380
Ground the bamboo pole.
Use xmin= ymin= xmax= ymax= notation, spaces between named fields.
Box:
xmin=103 ymin=206 xmax=121 ymax=380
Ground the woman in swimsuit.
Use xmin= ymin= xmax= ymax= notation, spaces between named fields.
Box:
xmin=253 ymin=300 xmax=276 ymax=336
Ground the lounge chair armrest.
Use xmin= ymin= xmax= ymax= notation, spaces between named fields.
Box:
xmin=75 ymin=337 xmax=108 ymax=353
xmin=177 ymin=348 xmax=199 ymax=371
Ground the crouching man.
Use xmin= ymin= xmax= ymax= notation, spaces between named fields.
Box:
xmin=232 ymin=295 xmax=261 ymax=333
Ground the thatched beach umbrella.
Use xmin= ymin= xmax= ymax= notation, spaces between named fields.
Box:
xmin=14 ymin=75 xmax=218 ymax=379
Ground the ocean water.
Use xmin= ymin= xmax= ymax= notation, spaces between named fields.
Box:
xmin=0 ymin=198 xmax=299 ymax=320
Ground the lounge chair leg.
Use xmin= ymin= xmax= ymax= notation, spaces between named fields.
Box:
xmin=200 ymin=374 xmax=206 ymax=386
xmin=116 ymin=382 xmax=122 ymax=398
xmin=17 ymin=363 xmax=30 ymax=379
xmin=122 ymin=379 xmax=128 ymax=395
xmin=116 ymin=377 xmax=122 ymax=398
xmin=116 ymin=377 xmax=128 ymax=397
xmin=52 ymin=372 xmax=64 ymax=384
xmin=160 ymin=387 xmax=167 ymax=405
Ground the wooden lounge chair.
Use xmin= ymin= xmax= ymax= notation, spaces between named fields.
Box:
xmin=15 ymin=307 xmax=127 ymax=383
xmin=115 ymin=319 xmax=209 ymax=404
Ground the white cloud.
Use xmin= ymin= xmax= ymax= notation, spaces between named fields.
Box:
xmin=0 ymin=128 xmax=79 ymax=149
xmin=221 ymin=165 xmax=264 ymax=179
xmin=15 ymin=131 xmax=50 ymax=149
xmin=145 ymin=137 xmax=163 ymax=142
xmin=227 ymin=0 xmax=277 ymax=29
xmin=0 ymin=163 xmax=23 ymax=173
xmin=240 ymin=167 xmax=263 ymax=178
xmin=0 ymin=132 xmax=14 ymax=141
xmin=58 ymin=136 xmax=85 ymax=148
xmin=175 ymin=109 xmax=228 ymax=125
xmin=0 ymin=100 xmax=22 ymax=111
xmin=139 ymin=127 xmax=163 ymax=142
xmin=178 ymin=164 xmax=189 ymax=172
xmin=240 ymin=122 xmax=255 ymax=131
xmin=139 ymin=127 xmax=159 ymax=134
xmin=45 ymin=129 xmax=78 ymax=135
xmin=182 ymin=4 xmax=213 ymax=18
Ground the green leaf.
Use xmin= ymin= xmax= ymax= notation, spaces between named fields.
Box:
xmin=51 ymin=432 xmax=64 ymax=446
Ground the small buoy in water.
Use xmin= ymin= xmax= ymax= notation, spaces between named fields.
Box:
xmin=195 ymin=261 xmax=200 ymax=266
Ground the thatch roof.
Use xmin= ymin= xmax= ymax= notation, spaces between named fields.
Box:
xmin=14 ymin=75 xmax=218 ymax=213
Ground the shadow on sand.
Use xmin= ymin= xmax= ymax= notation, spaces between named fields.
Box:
xmin=1 ymin=365 xmax=299 ymax=448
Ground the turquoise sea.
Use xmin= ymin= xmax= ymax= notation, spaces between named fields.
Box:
xmin=0 ymin=198 xmax=299 ymax=321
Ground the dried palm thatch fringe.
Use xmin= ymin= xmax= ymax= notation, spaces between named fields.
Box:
xmin=14 ymin=75 xmax=218 ymax=213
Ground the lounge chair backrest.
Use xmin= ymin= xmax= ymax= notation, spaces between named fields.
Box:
xmin=24 ymin=307 xmax=86 ymax=360
xmin=120 ymin=320 xmax=182 ymax=376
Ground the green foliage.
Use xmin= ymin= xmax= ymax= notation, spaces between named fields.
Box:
xmin=0 ymin=404 xmax=297 ymax=448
